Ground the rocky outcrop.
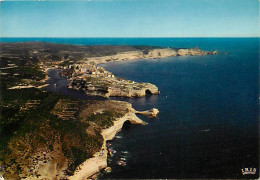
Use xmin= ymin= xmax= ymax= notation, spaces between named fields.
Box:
xmin=106 ymin=83 xmax=160 ymax=98
xmin=102 ymin=112 xmax=147 ymax=140
xmin=145 ymin=48 xmax=178 ymax=58
xmin=177 ymin=48 xmax=208 ymax=56
xmin=81 ymin=47 xmax=217 ymax=65
xmin=68 ymin=46 xmax=217 ymax=98
xmin=69 ymin=110 xmax=149 ymax=180
xmin=131 ymin=108 xmax=159 ymax=118
xmin=177 ymin=49 xmax=192 ymax=56
xmin=69 ymin=101 xmax=157 ymax=179
xmin=69 ymin=142 xmax=107 ymax=180
xmin=2 ymin=98 xmax=155 ymax=180
xmin=68 ymin=78 xmax=160 ymax=98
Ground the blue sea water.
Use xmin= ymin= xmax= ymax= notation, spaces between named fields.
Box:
xmin=1 ymin=38 xmax=259 ymax=178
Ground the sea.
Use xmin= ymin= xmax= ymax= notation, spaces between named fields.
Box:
xmin=1 ymin=38 xmax=259 ymax=179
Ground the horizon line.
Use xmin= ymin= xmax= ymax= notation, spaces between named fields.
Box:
xmin=1 ymin=36 xmax=259 ymax=38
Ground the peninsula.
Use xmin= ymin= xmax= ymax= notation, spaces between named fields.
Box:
xmin=0 ymin=42 xmax=217 ymax=179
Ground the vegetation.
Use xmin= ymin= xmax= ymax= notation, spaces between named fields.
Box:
xmin=0 ymin=63 xmax=45 ymax=89
xmin=0 ymin=41 xmax=139 ymax=178
xmin=0 ymin=88 xmax=104 ymax=177
xmin=72 ymin=77 xmax=111 ymax=89
xmin=88 ymin=111 xmax=123 ymax=128
xmin=0 ymin=42 xmax=169 ymax=64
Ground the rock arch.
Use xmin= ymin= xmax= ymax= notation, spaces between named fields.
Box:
xmin=145 ymin=89 xmax=152 ymax=95
xmin=102 ymin=112 xmax=146 ymax=141
xmin=122 ymin=120 xmax=132 ymax=130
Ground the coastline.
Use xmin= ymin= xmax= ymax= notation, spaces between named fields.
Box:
xmin=67 ymin=47 xmax=216 ymax=98
xmin=0 ymin=42 xmax=218 ymax=179
xmin=65 ymin=48 xmax=210 ymax=178
xmin=69 ymin=109 xmax=150 ymax=179
xmin=1 ymin=39 xmax=258 ymax=179
xmin=79 ymin=47 xmax=217 ymax=65
xmin=43 ymin=46 xmax=216 ymax=178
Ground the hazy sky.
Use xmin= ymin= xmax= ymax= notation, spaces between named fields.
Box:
xmin=1 ymin=0 xmax=259 ymax=37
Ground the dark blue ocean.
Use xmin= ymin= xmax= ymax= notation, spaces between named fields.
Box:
xmin=1 ymin=38 xmax=259 ymax=179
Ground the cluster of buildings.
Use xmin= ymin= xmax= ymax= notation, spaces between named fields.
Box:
xmin=71 ymin=64 xmax=115 ymax=78
xmin=37 ymin=60 xmax=115 ymax=79
xmin=60 ymin=63 xmax=115 ymax=79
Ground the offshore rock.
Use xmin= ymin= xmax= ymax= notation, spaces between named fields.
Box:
xmin=131 ymin=108 xmax=159 ymax=118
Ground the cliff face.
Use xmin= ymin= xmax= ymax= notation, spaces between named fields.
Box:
xmin=66 ymin=47 xmax=217 ymax=98
xmin=68 ymin=77 xmax=160 ymax=98
xmin=132 ymin=108 xmax=160 ymax=118
xmin=106 ymin=82 xmax=159 ymax=98
xmin=69 ymin=142 xmax=107 ymax=180
xmin=147 ymin=48 xmax=178 ymax=58
xmin=1 ymin=43 xmax=216 ymax=180
xmin=177 ymin=48 xmax=206 ymax=56
xmin=102 ymin=112 xmax=147 ymax=140
xmin=2 ymin=93 xmax=157 ymax=180
xmin=68 ymin=103 xmax=151 ymax=180
xmin=82 ymin=47 xmax=215 ymax=65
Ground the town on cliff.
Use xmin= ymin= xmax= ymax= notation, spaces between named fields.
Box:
xmin=42 ymin=46 xmax=217 ymax=98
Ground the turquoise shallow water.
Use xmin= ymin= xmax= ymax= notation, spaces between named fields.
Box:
xmin=1 ymin=38 xmax=259 ymax=178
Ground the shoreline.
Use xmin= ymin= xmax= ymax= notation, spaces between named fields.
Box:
xmin=65 ymin=48 xmax=210 ymax=178
xmin=0 ymin=42 xmax=218 ymax=179
xmin=40 ymin=47 xmax=216 ymax=178
xmin=67 ymin=47 xmax=217 ymax=98
xmin=69 ymin=108 xmax=153 ymax=179
xmin=79 ymin=47 xmax=217 ymax=65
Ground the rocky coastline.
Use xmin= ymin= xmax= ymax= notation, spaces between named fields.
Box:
xmin=63 ymin=47 xmax=216 ymax=178
xmin=0 ymin=42 xmax=218 ymax=179
xmin=81 ymin=47 xmax=217 ymax=65
xmin=69 ymin=103 xmax=158 ymax=180
xmin=68 ymin=76 xmax=160 ymax=98
xmin=66 ymin=47 xmax=217 ymax=98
